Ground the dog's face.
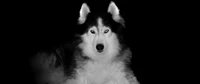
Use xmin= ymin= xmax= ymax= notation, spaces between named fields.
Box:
xmin=77 ymin=2 xmax=125 ymax=62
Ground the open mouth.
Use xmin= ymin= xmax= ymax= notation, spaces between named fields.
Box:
xmin=96 ymin=43 xmax=104 ymax=53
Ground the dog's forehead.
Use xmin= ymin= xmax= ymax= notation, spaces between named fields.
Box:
xmin=97 ymin=18 xmax=107 ymax=30
xmin=77 ymin=11 xmax=124 ymax=35
xmin=85 ymin=13 xmax=116 ymax=30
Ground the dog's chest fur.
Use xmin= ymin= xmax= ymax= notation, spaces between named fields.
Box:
xmin=76 ymin=61 xmax=128 ymax=84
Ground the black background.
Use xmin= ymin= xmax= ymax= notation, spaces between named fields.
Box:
xmin=4 ymin=0 xmax=184 ymax=84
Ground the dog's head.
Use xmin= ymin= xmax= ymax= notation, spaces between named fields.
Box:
xmin=76 ymin=1 xmax=125 ymax=62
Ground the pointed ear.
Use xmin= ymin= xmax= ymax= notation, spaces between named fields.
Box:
xmin=78 ymin=3 xmax=90 ymax=23
xmin=108 ymin=1 xmax=120 ymax=19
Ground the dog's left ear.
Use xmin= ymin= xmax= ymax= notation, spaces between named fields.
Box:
xmin=79 ymin=3 xmax=90 ymax=24
xmin=108 ymin=1 xmax=120 ymax=20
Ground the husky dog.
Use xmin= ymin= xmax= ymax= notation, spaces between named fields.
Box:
xmin=30 ymin=1 xmax=139 ymax=84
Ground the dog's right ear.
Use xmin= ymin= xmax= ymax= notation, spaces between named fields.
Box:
xmin=78 ymin=3 xmax=90 ymax=24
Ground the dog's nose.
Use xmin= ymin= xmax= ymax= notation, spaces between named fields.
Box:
xmin=96 ymin=44 xmax=104 ymax=52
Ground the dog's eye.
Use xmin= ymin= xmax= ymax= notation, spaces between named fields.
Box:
xmin=90 ymin=30 xmax=95 ymax=34
xmin=104 ymin=29 xmax=109 ymax=34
